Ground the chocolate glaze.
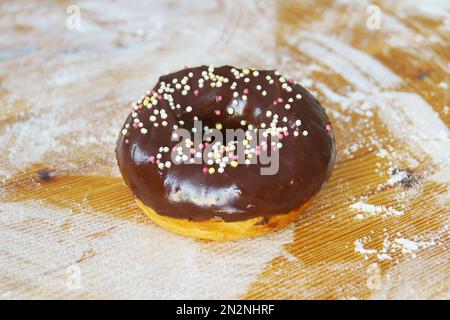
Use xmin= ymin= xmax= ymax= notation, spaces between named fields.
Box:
xmin=116 ymin=66 xmax=336 ymax=222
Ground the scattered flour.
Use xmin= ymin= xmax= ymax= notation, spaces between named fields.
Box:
xmin=350 ymin=201 xmax=404 ymax=219
xmin=354 ymin=224 xmax=448 ymax=262
xmin=0 ymin=201 xmax=293 ymax=299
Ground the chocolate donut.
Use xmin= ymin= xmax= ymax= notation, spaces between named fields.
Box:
xmin=116 ymin=65 xmax=336 ymax=240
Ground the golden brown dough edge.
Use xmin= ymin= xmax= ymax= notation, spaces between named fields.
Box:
xmin=135 ymin=197 xmax=314 ymax=241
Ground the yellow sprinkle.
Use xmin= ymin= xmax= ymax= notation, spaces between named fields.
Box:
xmin=215 ymin=123 xmax=223 ymax=130
xmin=231 ymin=161 xmax=238 ymax=168
xmin=243 ymin=69 xmax=250 ymax=75
xmin=208 ymin=167 xmax=215 ymax=174
xmin=243 ymin=139 xmax=249 ymax=145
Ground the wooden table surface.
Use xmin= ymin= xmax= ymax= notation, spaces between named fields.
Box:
xmin=0 ymin=0 xmax=449 ymax=299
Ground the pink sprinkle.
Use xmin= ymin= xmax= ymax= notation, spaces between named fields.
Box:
xmin=133 ymin=123 xmax=139 ymax=128
xmin=216 ymin=95 xmax=223 ymax=102
xmin=157 ymin=94 xmax=162 ymax=100
xmin=233 ymin=155 xmax=239 ymax=160
xmin=214 ymin=110 xmax=221 ymax=116
xmin=243 ymin=88 xmax=249 ymax=94
xmin=255 ymin=150 xmax=260 ymax=156
xmin=288 ymin=79 xmax=294 ymax=84
xmin=326 ymin=123 xmax=332 ymax=131
xmin=204 ymin=142 xmax=210 ymax=147
xmin=228 ymin=152 xmax=234 ymax=158
xmin=202 ymin=167 xmax=208 ymax=174
xmin=190 ymin=148 xmax=195 ymax=154
xmin=156 ymin=159 xmax=160 ymax=164
xmin=273 ymin=100 xmax=278 ymax=105
xmin=149 ymin=156 xmax=156 ymax=163
xmin=284 ymin=131 xmax=289 ymax=137
xmin=277 ymin=97 xmax=283 ymax=103
xmin=124 ymin=139 xmax=129 ymax=144
xmin=198 ymin=143 xmax=204 ymax=149
xmin=278 ymin=133 xmax=284 ymax=139
xmin=194 ymin=89 xmax=200 ymax=96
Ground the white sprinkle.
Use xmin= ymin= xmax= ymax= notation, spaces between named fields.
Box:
xmin=141 ymin=128 xmax=148 ymax=134
xmin=302 ymin=130 xmax=308 ymax=136
xmin=296 ymin=94 xmax=302 ymax=99
xmin=295 ymin=119 xmax=302 ymax=126
xmin=186 ymin=106 xmax=192 ymax=112
xmin=266 ymin=111 xmax=272 ymax=117
xmin=227 ymin=107 xmax=234 ymax=115
xmin=121 ymin=129 xmax=127 ymax=135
